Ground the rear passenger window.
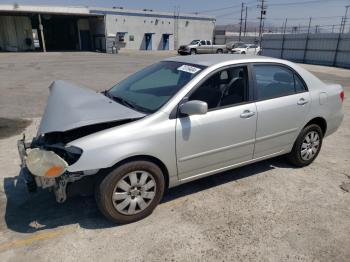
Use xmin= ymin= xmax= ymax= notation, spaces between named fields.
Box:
xmin=294 ymin=74 xmax=307 ymax=92
xmin=254 ymin=65 xmax=302 ymax=100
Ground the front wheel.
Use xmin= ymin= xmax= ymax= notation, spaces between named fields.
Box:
xmin=241 ymin=51 xmax=246 ymax=54
xmin=96 ymin=161 xmax=165 ymax=224
xmin=286 ymin=124 xmax=323 ymax=167
xmin=190 ymin=49 xmax=197 ymax=55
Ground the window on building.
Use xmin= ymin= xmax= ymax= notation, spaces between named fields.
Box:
xmin=129 ymin=35 xmax=134 ymax=41
xmin=117 ymin=33 xmax=126 ymax=42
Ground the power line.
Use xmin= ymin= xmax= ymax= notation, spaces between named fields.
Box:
xmin=266 ymin=15 xmax=343 ymax=21
xmin=268 ymin=0 xmax=347 ymax=7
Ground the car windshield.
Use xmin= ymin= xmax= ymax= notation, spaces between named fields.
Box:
xmin=190 ymin=40 xmax=200 ymax=44
xmin=108 ymin=61 xmax=206 ymax=113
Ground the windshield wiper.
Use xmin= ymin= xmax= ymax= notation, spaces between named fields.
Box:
xmin=104 ymin=91 xmax=152 ymax=114
xmin=111 ymin=95 xmax=137 ymax=109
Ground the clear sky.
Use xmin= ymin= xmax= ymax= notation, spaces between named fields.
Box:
xmin=3 ymin=0 xmax=350 ymax=31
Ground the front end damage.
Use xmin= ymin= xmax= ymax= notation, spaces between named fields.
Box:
xmin=17 ymin=133 xmax=90 ymax=203
xmin=17 ymin=80 xmax=145 ymax=203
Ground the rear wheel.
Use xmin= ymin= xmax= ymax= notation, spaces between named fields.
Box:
xmin=286 ymin=124 xmax=323 ymax=167
xmin=96 ymin=161 xmax=165 ymax=224
xmin=216 ymin=49 xmax=223 ymax=54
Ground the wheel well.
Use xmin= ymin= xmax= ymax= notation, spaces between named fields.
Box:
xmin=305 ymin=117 xmax=327 ymax=136
xmin=107 ymin=155 xmax=170 ymax=189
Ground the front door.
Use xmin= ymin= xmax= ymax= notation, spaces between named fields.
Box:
xmin=145 ymin=34 xmax=152 ymax=50
xmin=176 ymin=65 xmax=257 ymax=180
xmin=197 ymin=40 xmax=207 ymax=54
xmin=252 ymin=64 xmax=311 ymax=158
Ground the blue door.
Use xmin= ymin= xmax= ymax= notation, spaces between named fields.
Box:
xmin=162 ymin=34 xmax=169 ymax=50
xmin=145 ymin=34 xmax=152 ymax=50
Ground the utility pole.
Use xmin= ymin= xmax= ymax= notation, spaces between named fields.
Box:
xmin=303 ymin=17 xmax=312 ymax=63
xmin=341 ymin=5 xmax=350 ymax=33
xmin=173 ymin=5 xmax=180 ymax=50
xmin=239 ymin=2 xmax=245 ymax=41
xmin=38 ymin=14 xmax=46 ymax=52
xmin=244 ymin=6 xmax=248 ymax=36
xmin=257 ymin=0 xmax=267 ymax=43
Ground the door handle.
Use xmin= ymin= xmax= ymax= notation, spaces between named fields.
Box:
xmin=297 ymin=98 xmax=308 ymax=105
xmin=240 ymin=110 xmax=255 ymax=118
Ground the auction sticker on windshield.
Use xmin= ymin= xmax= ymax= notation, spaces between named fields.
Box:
xmin=177 ymin=65 xmax=201 ymax=74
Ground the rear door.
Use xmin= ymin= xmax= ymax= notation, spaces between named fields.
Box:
xmin=252 ymin=64 xmax=310 ymax=158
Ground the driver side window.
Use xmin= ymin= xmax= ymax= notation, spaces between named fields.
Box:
xmin=200 ymin=40 xmax=206 ymax=45
xmin=189 ymin=66 xmax=249 ymax=110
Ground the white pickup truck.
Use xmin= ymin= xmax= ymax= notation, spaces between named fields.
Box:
xmin=178 ymin=40 xmax=227 ymax=55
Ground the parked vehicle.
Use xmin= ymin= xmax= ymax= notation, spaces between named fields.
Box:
xmin=178 ymin=40 xmax=226 ymax=55
xmin=225 ymin=41 xmax=245 ymax=53
xmin=231 ymin=43 xmax=261 ymax=55
xmin=18 ymin=55 xmax=344 ymax=224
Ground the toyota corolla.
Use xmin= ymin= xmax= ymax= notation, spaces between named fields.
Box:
xmin=18 ymin=55 xmax=344 ymax=223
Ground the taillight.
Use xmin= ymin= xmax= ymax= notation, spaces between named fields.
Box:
xmin=340 ymin=91 xmax=344 ymax=102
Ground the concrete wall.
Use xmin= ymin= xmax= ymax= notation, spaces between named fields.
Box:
xmin=262 ymin=33 xmax=350 ymax=68
xmin=104 ymin=13 xmax=215 ymax=52
xmin=0 ymin=15 xmax=34 ymax=51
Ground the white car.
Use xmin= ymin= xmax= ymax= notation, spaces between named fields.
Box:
xmin=18 ymin=55 xmax=344 ymax=224
xmin=231 ymin=44 xmax=261 ymax=55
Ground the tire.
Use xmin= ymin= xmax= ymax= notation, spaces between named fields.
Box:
xmin=286 ymin=124 xmax=323 ymax=167
xmin=216 ymin=49 xmax=223 ymax=54
xmin=190 ymin=49 xmax=197 ymax=55
xmin=241 ymin=51 xmax=246 ymax=54
xmin=95 ymin=161 xmax=165 ymax=224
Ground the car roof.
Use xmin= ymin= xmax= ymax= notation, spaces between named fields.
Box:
xmin=164 ymin=54 xmax=284 ymax=67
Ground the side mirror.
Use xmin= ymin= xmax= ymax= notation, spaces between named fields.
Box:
xmin=180 ymin=100 xmax=208 ymax=116
xmin=198 ymin=42 xmax=201 ymax=46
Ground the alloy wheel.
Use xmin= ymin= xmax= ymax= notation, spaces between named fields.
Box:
xmin=300 ymin=131 xmax=320 ymax=161
xmin=112 ymin=171 xmax=156 ymax=215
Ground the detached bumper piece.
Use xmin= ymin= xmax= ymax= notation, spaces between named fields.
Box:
xmin=17 ymin=137 xmax=37 ymax=192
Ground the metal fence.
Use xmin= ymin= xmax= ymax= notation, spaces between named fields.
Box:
xmin=261 ymin=33 xmax=350 ymax=68
xmin=214 ymin=35 xmax=259 ymax=45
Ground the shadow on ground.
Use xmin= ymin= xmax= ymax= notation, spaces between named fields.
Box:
xmin=0 ymin=118 xmax=31 ymax=139
xmin=3 ymin=157 xmax=291 ymax=233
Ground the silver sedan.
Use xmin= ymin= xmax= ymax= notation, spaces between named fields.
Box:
xmin=18 ymin=55 xmax=344 ymax=223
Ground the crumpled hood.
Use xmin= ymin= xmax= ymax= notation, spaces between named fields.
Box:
xmin=38 ymin=80 xmax=145 ymax=134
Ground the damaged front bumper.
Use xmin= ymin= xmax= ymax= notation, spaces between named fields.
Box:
xmin=17 ymin=135 xmax=88 ymax=203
